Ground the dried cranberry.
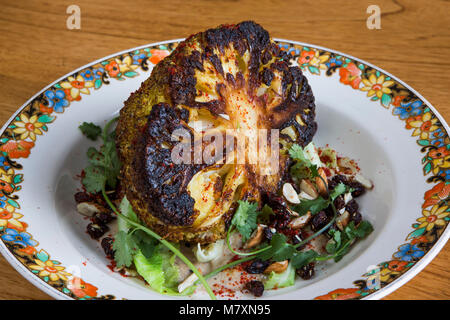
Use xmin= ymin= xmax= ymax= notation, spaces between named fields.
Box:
xmin=328 ymin=175 xmax=348 ymax=190
xmin=246 ymin=259 xmax=270 ymax=274
xmin=296 ymin=262 xmax=315 ymax=280
xmin=347 ymin=181 xmax=365 ymax=198
xmin=333 ymin=195 xmax=345 ymax=210
xmin=351 ymin=212 xmax=362 ymax=226
xmin=86 ymin=223 xmax=109 ymax=240
xmin=93 ymin=211 xmax=116 ymax=225
xmin=74 ymin=192 xmax=92 ymax=203
xmin=101 ymin=237 xmax=114 ymax=258
xmin=245 ymin=280 xmax=264 ymax=297
xmin=345 ymin=199 xmax=359 ymax=214
xmin=292 ymin=233 xmax=306 ymax=251
xmin=311 ymin=211 xmax=329 ymax=231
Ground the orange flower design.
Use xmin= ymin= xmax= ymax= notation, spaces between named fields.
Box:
xmin=423 ymin=182 xmax=450 ymax=208
xmin=411 ymin=235 xmax=429 ymax=245
xmin=149 ymin=49 xmax=169 ymax=65
xmin=68 ymin=277 xmax=98 ymax=298
xmin=39 ymin=103 xmax=53 ymax=114
xmin=0 ymin=140 xmax=35 ymax=159
xmin=392 ymin=95 xmax=405 ymax=107
xmin=298 ymin=50 xmax=315 ymax=65
xmin=387 ymin=260 xmax=408 ymax=272
xmin=105 ymin=61 xmax=120 ymax=77
xmin=339 ymin=62 xmax=362 ymax=89
xmin=315 ymin=288 xmax=360 ymax=300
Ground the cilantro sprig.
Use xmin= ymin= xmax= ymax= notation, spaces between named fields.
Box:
xmin=80 ymin=118 xmax=120 ymax=193
xmin=79 ymin=122 xmax=102 ymax=140
xmin=80 ymin=119 xmax=216 ymax=300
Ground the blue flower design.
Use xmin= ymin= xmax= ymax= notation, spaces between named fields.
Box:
xmin=1 ymin=228 xmax=38 ymax=247
xmin=132 ymin=53 xmax=147 ymax=65
xmin=393 ymin=100 xmax=423 ymax=120
xmin=393 ymin=243 xmax=425 ymax=261
xmin=80 ymin=69 xmax=94 ymax=81
xmin=0 ymin=156 xmax=10 ymax=170
xmin=92 ymin=67 xmax=104 ymax=79
xmin=430 ymin=128 xmax=445 ymax=147
xmin=44 ymin=90 xmax=69 ymax=113
xmin=326 ymin=57 xmax=343 ymax=68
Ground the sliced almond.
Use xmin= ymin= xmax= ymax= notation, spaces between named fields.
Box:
xmin=344 ymin=192 xmax=353 ymax=205
xmin=300 ymin=179 xmax=318 ymax=199
xmin=178 ymin=272 xmax=199 ymax=293
xmin=283 ymin=183 xmax=300 ymax=204
xmin=298 ymin=191 xmax=315 ymax=200
xmin=315 ymin=167 xmax=328 ymax=196
xmin=264 ymin=260 xmax=289 ymax=274
xmin=289 ymin=212 xmax=311 ymax=229
xmin=355 ymin=173 xmax=374 ymax=189
xmin=244 ymin=225 xmax=265 ymax=249
xmin=76 ymin=202 xmax=107 ymax=217
xmin=336 ymin=210 xmax=350 ymax=231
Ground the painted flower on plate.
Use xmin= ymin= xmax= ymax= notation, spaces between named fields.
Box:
xmin=393 ymin=100 xmax=423 ymax=120
xmin=149 ymin=49 xmax=169 ymax=65
xmin=44 ymin=89 xmax=69 ymax=113
xmin=12 ymin=114 xmax=44 ymax=141
xmin=0 ymin=140 xmax=35 ymax=159
xmin=0 ymin=208 xmax=24 ymax=231
xmin=339 ymin=62 xmax=362 ymax=89
xmin=298 ymin=49 xmax=329 ymax=72
xmin=417 ymin=204 xmax=448 ymax=231
xmin=393 ymin=243 xmax=425 ymax=261
xmin=407 ymin=112 xmax=439 ymax=140
xmin=132 ymin=52 xmax=147 ymax=65
xmin=360 ymin=74 xmax=394 ymax=99
xmin=92 ymin=67 xmax=104 ymax=79
xmin=68 ymin=277 xmax=98 ymax=298
xmin=428 ymin=147 xmax=450 ymax=173
xmin=80 ymin=69 xmax=94 ymax=81
xmin=315 ymin=288 xmax=360 ymax=300
xmin=60 ymin=74 xmax=94 ymax=100
xmin=30 ymin=256 xmax=70 ymax=282
xmin=1 ymin=228 xmax=37 ymax=247
xmin=105 ymin=60 xmax=120 ymax=77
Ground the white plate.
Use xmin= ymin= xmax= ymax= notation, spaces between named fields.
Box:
xmin=0 ymin=39 xmax=448 ymax=300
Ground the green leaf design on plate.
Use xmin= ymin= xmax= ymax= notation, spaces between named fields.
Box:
xmin=37 ymin=115 xmax=55 ymax=123
xmin=308 ymin=66 xmax=320 ymax=74
xmin=124 ymin=71 xmax=138 ymax=77
xmin=407 ymin=227 xmax=426 ymax=240
xmin=13 ymin=174 xmax=23 ymax=184
xmin=423 ymin=162 xmax=432 ymax=174
xmin=418 ymin=140 xmax=429 ymax=146
xmin=381 ymin=93 xmax=392 ymax=107
xmin=94 ymin=79 xmax=102 ymax=89
xmin=7 ymin=199 xmax=19 ymax=208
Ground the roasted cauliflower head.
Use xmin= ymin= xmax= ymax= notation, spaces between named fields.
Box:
xmin=116 ymin=21 xmax=317 ymax=243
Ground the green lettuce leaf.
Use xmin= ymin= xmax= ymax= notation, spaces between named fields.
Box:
xmin=263 ymin=262 xmax=295 ymax=290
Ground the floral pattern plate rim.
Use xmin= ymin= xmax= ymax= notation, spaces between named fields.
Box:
xmin=0 ymin=38 xmax=448 ymax=300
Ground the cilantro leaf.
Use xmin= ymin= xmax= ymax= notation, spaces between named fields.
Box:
xmin=291 ymin=250 xmax=319 ymax=269
xmin=258 ymin=204 xmax=274 ymax=224
xmin=131 ymin=229 xmax=158 ymax=259
xmin=289 ymin=144 xmax=312 ymax=166
xmin=79 ymin=122 xmax=102 ymax=140
xmin=82 ymin=165 xmax=107 ymax=193
xmin=293 ymin=196 xmax=330 ymax=215
xmin=258 ymin=233 xmax=296 ymax=262
xmin=113 ymin=230 xmax=138 ymax=268
xmin=329 ymin=182 xmax=348 ymax=200
xmin=231 ymin=200 xmax=259 ymax=242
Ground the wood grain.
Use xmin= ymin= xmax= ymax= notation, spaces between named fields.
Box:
xmin=0 ymin=0 xmax=448 ymax=300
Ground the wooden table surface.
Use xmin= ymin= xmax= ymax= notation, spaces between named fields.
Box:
xmin=0 ymin=0 xmax=448 ymax=300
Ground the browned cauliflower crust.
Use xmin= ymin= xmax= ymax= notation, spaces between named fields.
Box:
xmin=116 ymin=21 xmax=317 ymax=243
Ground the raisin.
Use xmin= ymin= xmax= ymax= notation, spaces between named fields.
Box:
xmin=296 ymin=262 xmax=315 ymax=280
xmin=292 ymin=233 xmax=305 ymax=251
xmin=351 ymin=212 xmax=362 ymax=226
xmin=101 ymin=237 xmax=114 ymax=258
xmin=333 ymin=195 xmax=345 ymax=210
xmin=245 ymin=280 xmax=265 ymax=297
xmin=347 ymin=181 xmax=365 ymax=198
xmin=264 ymin=226 xmax=275 ymax=241
xmin=311 ymin=211 xmax=329 ymax=231
xmin=74 ymin=192 xmax=92 ymax=203
xmin=86 ymin=223 xmax=109 ymax=240
xmin=246 ymin=259 xmax=270 ymax=274
xmin=345 ymin=199 xmax=359 ymax=214
xmin=93 ymin=211 xmax=116 ymax=225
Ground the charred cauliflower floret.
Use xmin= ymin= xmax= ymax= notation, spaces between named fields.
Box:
xmin=116 ymin=21 xmax=317 ymax=243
